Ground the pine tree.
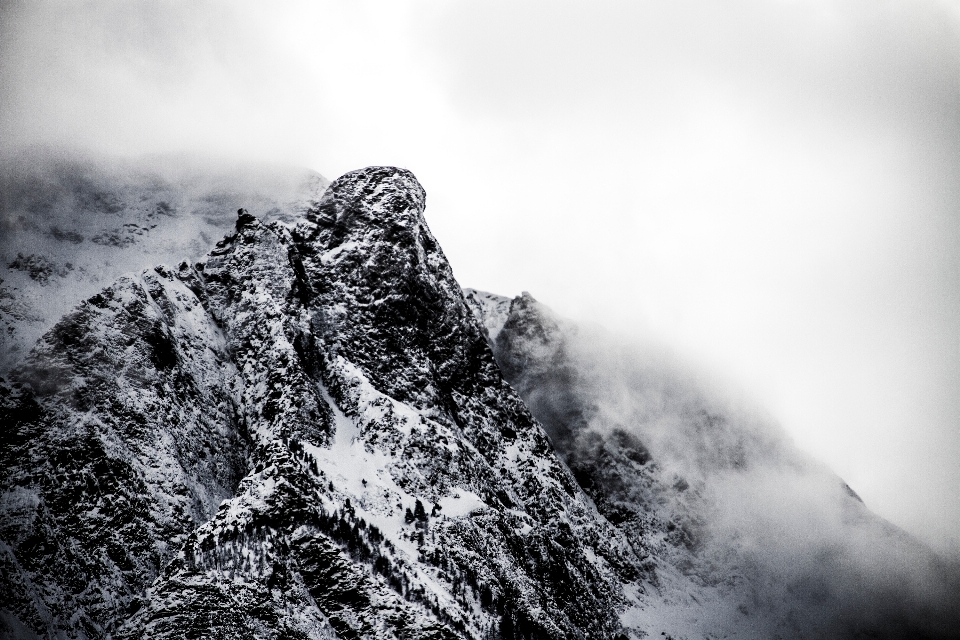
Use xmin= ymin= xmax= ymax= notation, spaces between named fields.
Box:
xmin=414 ymin=498 xmax=427 ymax=521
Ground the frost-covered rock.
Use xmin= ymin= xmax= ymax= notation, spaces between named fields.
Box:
xmin=3 ymin=161 xmax=957 ymax=640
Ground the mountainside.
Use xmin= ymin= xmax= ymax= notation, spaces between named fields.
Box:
xmin=0 ymin=149 xmax=328 ymax=372
xmin=464 ymin=290 xmax=960 ymax=640
xmin=1 ymin=161 xmax=958 ymax=640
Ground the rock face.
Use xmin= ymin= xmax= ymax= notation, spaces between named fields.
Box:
xmin=1 ymin=167 xmax=647 ymax=640
xmin=2 ymin=163 xmax=958 ymax=640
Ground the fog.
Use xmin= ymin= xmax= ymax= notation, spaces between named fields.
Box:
xmin=484 ymin=293 xmax=960 ymax=637
xmin=2 ymin=0 xmax=958 ymax=555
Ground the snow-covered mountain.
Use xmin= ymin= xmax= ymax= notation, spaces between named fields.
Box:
xmin=1 ymin=158 xmax=957 ymax=639
xmin=1 ymin=164 xmax=645 ymax=639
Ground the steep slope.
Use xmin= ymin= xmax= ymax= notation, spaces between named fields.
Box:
xmin=1 ymin=167 xmax=649 ymax=639
xmin=0 ymin=268 xmax=250 ymax=638
xmin=465 ymin=290 xmax=960 ymax=640
xmin=0 ymin=148 xmax=329 ymax=372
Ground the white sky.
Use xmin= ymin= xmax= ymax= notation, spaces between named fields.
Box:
xmin=2 ymin=0 xmax=959 ymax=554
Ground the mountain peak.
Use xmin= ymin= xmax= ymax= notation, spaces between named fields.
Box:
xmin=2 ymin=163 xmax=648 ymax=639
xmin=306 ymin=166 xmax=426 ymax=235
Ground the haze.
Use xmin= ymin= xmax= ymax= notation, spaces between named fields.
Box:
xmin=2 ymin=0 xmax=958 ymax=554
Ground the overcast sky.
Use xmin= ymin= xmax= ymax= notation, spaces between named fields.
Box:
xmin=2 ymin=0 xmax=959 ymax=554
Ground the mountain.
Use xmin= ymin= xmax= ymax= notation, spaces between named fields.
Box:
xmin=1 ymin=158 xmax=958 ymax=639
xmin=1 ymin=164 xmax=646 ymax=639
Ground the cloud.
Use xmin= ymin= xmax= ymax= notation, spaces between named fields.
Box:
xmin=490 ymin=294 xmax=960 ymax=637
xmin=2 ymin=0 xmax=958 ymax=557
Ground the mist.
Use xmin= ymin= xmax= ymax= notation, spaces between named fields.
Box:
xmin=2 ymin=0 xmax=959 ymax=556
xmin=479 ymin=291 xmax=960 ymax=638
xmin=0 ymin=148 xmax=326 ymax=369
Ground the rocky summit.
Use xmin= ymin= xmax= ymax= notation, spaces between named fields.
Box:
xmin=1 ymin=164 xmax=958 ymax=640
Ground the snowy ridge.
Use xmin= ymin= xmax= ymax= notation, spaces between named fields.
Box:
xmin=0 ymin=149 xmax=329 ymax=372
xmin=462 ymin=290 xmax=513 ymax=343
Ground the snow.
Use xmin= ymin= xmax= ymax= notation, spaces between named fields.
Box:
xmin=320 ymin=240 xmax=359 ymax=264
xmin=324 ymin=384 xmax=359 ymax=452
xmin=437 ymin=490 xmax=488 ymax=518
xmin=462 ymin=288 xmax=513 ymax=341
xmin=306 ymin=377 xmax=416 ymax=554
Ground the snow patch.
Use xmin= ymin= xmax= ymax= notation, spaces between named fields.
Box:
xmin=438 ymin=490 xmax=488 ymax=519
